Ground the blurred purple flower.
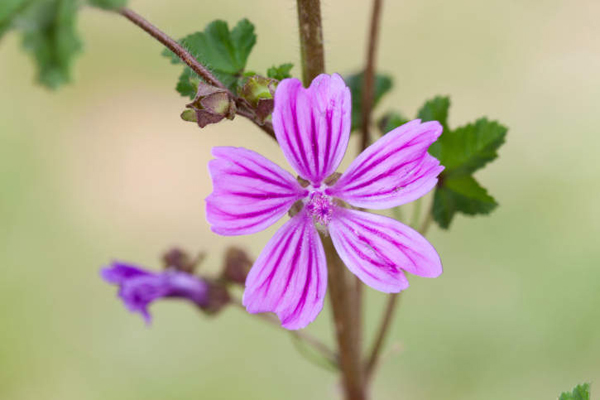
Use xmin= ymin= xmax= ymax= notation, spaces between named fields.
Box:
xmin=206 ymin=74 xmax=444 ymax=330
xmin=101 ymin=262 xmax=209 ymax=324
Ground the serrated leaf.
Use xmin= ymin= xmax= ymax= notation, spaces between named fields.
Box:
xmin=175 ymin=68 xmax=199 ymax=99
xmin=267 ymin=63 xmax=293 ymax=80
xmin=16 ymin=0 xmax=82 ymax=89
xmin=417 ymin=95 xmax=450 ymax=133
xmin=87 ymin=0 xmax=127 ymax=10
xmin=163 ymin=19 xmax=256 ymax=98
xmin=433 ymin=117 xmax=507 ymax=176
xmin=345 ymin=72 xmax=393 ymax=131
xmin=559 ymin=383 xmax=590 ymax=400
xmin=433 ymin=175 xmax=498 ymax=229
xmin=377 ymin=111 xmax=409 ymax=135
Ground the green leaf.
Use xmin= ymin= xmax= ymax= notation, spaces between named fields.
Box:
xmin=267 ymin=63 xmax=293 ymax=80
xmin=417 ymin=95 xmax=450 ymax=133
xmin=15 ymin=0 xmax=82 ymax=89
xmin=86 ymin=0 xmax=127 ymax=10
xmin=163 ymin=19 xmax=257 ymax=98
xmin=345 ymin=72 xmax=393 ymax=131
xmin=175 ymin=68 xmax=200 ymax=99
xmin=559 ymin=383 xmax=590 ymax=400
xmin=433 ymin=118 xmax=507 ymax=176
xmin=433 ymin=175 xmax=498 ymax=229
xmin=0 ymin=0 xmax=30 ymax=38
xmin=377 ymin=111 xmax=409 ymax=135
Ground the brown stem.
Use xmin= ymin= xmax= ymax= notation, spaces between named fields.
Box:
xmin=359 ymin=0 xmax=384 ymax=152
xmin=322 ymin=235 xmax=366 ymax=400
xmin=365 ymin=200 xmax=435 ymax=382
xmin=230 ymin=300 xmax=337 ymax=366
xmin=296 ymin=0 xmax=326 ymax=85
xmin=364 ymin=293 xmax=400 ymax=379
xmin=234 ymin=103 xmax=276 ymax=139
xmin=118 ymin=8 xmax=276 ymax=140
xmin=120 ymin=8 xmax=223 ymax=88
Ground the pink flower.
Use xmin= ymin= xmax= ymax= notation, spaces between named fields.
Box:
xmin=206 ymin=74 xmax=444 ymax=329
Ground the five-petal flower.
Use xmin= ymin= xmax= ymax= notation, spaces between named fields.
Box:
xmin=206 ymin=73 xmax=444 ymax=329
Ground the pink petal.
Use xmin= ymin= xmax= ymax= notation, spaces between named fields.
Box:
xmin=326 ymin=120 xmax=444 ymax=209
xmin=242 ymin=211 xmax=327 ymax=330
xmin=206 ymin=147 xmax=307 ymax=236
xmin=272 ymin=74 xmax=351 ymax=185
xmin=328 ymin=208 xmax=442 ymax=293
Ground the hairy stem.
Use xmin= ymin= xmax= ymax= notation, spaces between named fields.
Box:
xmin=120 ymin=8 xmax=222 ymax=88
xmin=359 ymin=0 xmax=384 ymax=152
xmin=365 ymin=201 xmax=434 ymax=381
xmin=296 ymin=0 xmax=326 ymax=85
xmin=118 ymin=8 xmax=276 ymax=140
xmin=322 ymin=236 xmax=366 ymax=400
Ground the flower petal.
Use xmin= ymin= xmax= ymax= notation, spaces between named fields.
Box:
xmin=101 ymin=262 xmax=210 ymax=324
xmin=272 ymin=74 xmax=351 ymax=185
xmin=328 ymin=209 xmax=442 ymax=293
xmin=326 ymin=120 xmax=444 ymax=209
xmin=100 ymin=262 xmax=151 ymax=284
xmin=243 ymin=211 xmax=327 ymax=330
xmin=206 ymin=146 xmax=308 ymax=236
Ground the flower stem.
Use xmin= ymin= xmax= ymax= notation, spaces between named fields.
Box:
xmin=322 ymin=235 xmax=366 ymax=400
xmin=120 ymin=8 xmax=222 ymax=88
xmin=359 ymin=0 xmax=384 ymax=152
xmin=117 ymin=8 xmax=276 ymax=140
xmin=365 ymin=200 xmax=434 ymax=382
xmin=231 ymin=300 xmax=338 ymax=366
xmin=296 ymin=0 xmax=326 ymax=85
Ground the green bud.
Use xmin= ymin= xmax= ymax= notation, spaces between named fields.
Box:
xmin=184 ymin=82 xmax=236 ymax=128
xmin=239 ymin=75 xmax=277 ymax=124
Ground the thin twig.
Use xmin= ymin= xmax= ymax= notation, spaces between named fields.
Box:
xmin=359 ymin=0 xmax=384 ymax=152
xmin=120 ymin=8 xmax=223 ymax=88
xmin=364 ymin=292 xmax=401 ymax=379
xmin=118 ymin=8 xmax=276 ymax=140
xmin=365 ymin=196 xmax=435 ymax=382
xmin=230 ymin=300 xmax=338 ymax=366
xmin=296 ymin=0 xmax=326 ymax=85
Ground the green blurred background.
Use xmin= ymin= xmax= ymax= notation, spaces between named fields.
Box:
xmin=1 ymin=0 xmax=599 ymax=399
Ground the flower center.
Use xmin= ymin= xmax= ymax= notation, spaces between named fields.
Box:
xmin=306 ymin=191 xmax=334 ymax=226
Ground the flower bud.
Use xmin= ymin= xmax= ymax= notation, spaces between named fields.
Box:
xmin=221 ymin=247 xmax=252 ymax=285
xmin=183 ymin=82 xmax=236 ymax=128
xmin=162 ymin=247 xmax=204 ymax=274
xmin=239 ymin=75 xmax=277 ymax=124
xmin=200 ymin=280 xmax=231 ymax=315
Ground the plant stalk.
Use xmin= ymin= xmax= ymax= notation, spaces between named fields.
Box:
xmin=296 ymin=0 xmax=326 ymax=85
xmin=118 ymin=8 xmax=276 ymax=140
xmin=359 ymin=0 xmax=384 ymax=151
xmin=231 ymin=300 xmax=337 ymax=366
xmin=296 ymin=1 xmax=366 ymax=397
xmin=365 ymin=199 xmax=435 ymax=382
xmin=322 ymin=235 xmax=366 ymax=400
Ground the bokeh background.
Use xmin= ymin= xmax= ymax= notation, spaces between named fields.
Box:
xmin=1 ymin=0 xmax=599 ymax=399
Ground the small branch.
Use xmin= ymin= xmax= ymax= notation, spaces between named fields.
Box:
xmin=120 ymin=8 xmax=223 ymax=88
xmin=365 ymin=195 xmax=434 ymax=382
xmin=359 ymin=0 xmax=384 ymax=152
xmin=118 ymin=8 xmax=276 ymax=140
xmin=230 ymin=300 xmax=337 ymax=366
xmin=322 ymin=235 xmax=366 ymax=400
xmin=364 ymin=292 xmax=401 ymax=379
xmin=296 ymin=0 xmax=326 ymax=85
xmin=234 ymin=103 xmax=276 ymax=139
